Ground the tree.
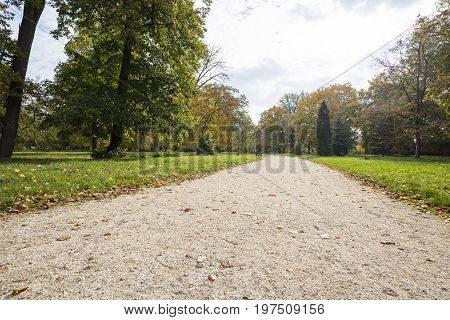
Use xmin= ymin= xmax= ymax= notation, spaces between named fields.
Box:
xmin=190 ymin=84 xmax=245 ymax=151
xmin=378 ymin=15 xmax=441 ymax=158
xmin=279 ymin=91 xmax=306 ymax=114
xmin=229 ymin=96 xmax=255 ymax=154
xmin=316 ymin=101 xmax=332 ymax=156
xmin=52 ymin=0 xmax=208 ymax=154
xmin=295 ymin=83 xmax=360 ymax=154
xmin=258 ymin=106 xmax=293 ymax=153
xmin=333 ymin=117 xmax=355 ymax=156
xmin=196 ymin=45 xmax=229 ymax=89
xmin=0 ymin=2 xmax=15 ymax=105
xmin=0 ymin=0 xmax=46 ymax=158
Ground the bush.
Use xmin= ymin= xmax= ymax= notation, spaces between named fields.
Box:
xmin=91 ymin=148 xmax=127 ymax=159
xmin=293 ymin=141 xmax=303 ymax=155
xmin=197 ymin=132 xmax=216 ymax=155
xmin=128 ymin=152 xmax=147 ymax=160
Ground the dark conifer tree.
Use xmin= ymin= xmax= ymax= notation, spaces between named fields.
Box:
xmin=333 ymin=117 xmax=354 ymax=156
xmin=316 ymin=100 xmax=332 ymax=156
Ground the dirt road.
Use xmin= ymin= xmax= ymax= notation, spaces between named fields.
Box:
xmin=1 ymin=156 xmax=448 ymax=299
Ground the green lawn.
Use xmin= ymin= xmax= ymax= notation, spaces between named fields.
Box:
xmin=0 ymin=152 xmax=260 ymax=214
xmin=303 ymin=154 xmax=449 ymax=213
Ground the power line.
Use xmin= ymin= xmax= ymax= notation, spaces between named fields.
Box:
xmin=318 ymin=8 xmax=438 ymax=89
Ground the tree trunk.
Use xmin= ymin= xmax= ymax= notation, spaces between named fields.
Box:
xmin=0 ymin=0 xmax=45 ymax=158
xmin=106 ymin=30 xmax=134 ymax=153
xmin=415 ymin=129 xmax=421 ymax=159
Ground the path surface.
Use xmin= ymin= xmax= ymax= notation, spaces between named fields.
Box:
xmin=0 ymin=156 xmax=449 ymax=299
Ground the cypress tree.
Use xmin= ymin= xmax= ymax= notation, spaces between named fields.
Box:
xmin=317 ymin=100 xmax=332 ymax=156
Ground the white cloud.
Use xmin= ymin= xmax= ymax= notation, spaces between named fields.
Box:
xmin=205 ymin=0 xmax=436 ymax=121
xmin=9 ymin=0 xmax=437 ymax=122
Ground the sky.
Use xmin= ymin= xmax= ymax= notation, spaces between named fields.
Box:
xmin=9 ymin=0 xmax=437 ymax=122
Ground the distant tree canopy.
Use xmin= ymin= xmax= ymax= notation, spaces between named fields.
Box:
xmin=257 ymin=1 xmax=449 ymax=157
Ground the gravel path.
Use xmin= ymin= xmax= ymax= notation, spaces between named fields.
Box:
xmin=0 ymin=156 xmax=449 ymax=300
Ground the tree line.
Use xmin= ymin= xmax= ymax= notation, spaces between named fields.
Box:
xmin=0 ymin=0 xmax=448 ymax=159
xmin=257 ymin=0 xmax=449 ymax=158
xmin=0 ymin=0 xmax=255 ymax=158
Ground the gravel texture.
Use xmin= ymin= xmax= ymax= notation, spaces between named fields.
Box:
xmin=0 ymin=156 xmax=449 ymax=299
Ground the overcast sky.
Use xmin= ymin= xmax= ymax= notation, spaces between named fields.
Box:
xmin=10 ymin=0 xmax=437 ymax=122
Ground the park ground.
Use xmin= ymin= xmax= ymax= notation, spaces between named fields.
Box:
xmin=0 ymin=155 xmax=448 ymax=299
xmin=0 ymin=152 xmax=448 ymax=217
xmin=303 ymin=154 xmax=449 ymax=219
xmin=0 ymin=152 xmax=260 ymax=215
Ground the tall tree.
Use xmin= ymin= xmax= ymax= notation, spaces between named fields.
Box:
xmin=0 ymin=0 xmax=46 ymax=158
xmin=52 ymin=0 xmax=208 ymax=154
xmin=316 ymin=101 xmax=332 ymax=156
xmin=378 ymin=16 xmax=438 ymax=158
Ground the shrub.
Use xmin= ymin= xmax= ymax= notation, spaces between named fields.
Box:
xmin=91 ymin=148 xmax=127 ymax=159
xmin=197 ymin=132 xmax=216 ymax=155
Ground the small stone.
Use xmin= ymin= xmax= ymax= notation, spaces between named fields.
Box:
xmin=277 ymin=225 xmax=284 ymax=230
xmin=197 ymin=256 xmax=207 ymax=263
xmin=208 ymin=274 xmax=217 ymax=282
xmin=103 ymin=232 xmax=112 ymax=237
xmin=288 ymin=230 xmax=298 ymax=234
xmin=56 ymin=235 xmax=70 ymax=241
xmin=320 ymin=234 xmax=332 ymax=239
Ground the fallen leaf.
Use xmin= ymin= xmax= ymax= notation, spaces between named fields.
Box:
xmin=182 ymin=208 xmax=193 ymax=213
xmin=103 ymin=232 xmax=112 ymax=237
xmin=56 ymin=235 xmax=70 ymax=241
xmin=12 ymin=287 xmax=28 ymax=296
xmin=268 ymin=193 xmax=277 ymax=197
xmin=208 ymin=274 xmax=217 ymax=282
xmin=383 ymin=288 xmax=399 ymax=297
xmin=220 ymin=260 xmax=234 ymax=269
xmin=381 ymin=241 xmax=396 ymax=245
xmin=0 ymin=266 xmax=7 ymax=273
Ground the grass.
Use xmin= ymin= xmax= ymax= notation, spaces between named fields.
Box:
xmin=0 ymin=152 xmax=261 ymax=214
xmin=302 ymin=154 xmax=449 ymax=214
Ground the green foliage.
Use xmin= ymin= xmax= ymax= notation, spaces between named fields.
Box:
xmin=91 ymin=148 xmax=127 ymax=159
xmin=197 ymin=132 xmax=216 ymax=155
xmin=293 ymin=140 xmax=303 ymax=155
xmin=316 ymin=101 xmax=332 ymax=156
xmin=257 ymin=106 xmax=293 ymax=153
xmin=50 ymin=0 xmax=209 ymax=152
xmin=333 ymin=118 xmax=355 ymax=156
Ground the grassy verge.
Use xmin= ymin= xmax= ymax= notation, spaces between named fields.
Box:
xmin=0 ymin=152 xmax=261 ymax=215
xmin=302 ymin=154 xmax=449 ymax=216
